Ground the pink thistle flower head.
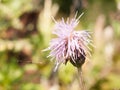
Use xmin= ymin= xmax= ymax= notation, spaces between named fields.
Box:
xmin=44 ymin=13 xmax=92 ymax=71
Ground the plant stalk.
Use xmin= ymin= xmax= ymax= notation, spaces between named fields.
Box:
xmin=77 ymin=67 xmax=86 ymax=90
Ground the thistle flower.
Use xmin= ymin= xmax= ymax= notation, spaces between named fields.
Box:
xmin=44 ymin=13 xmax=92 ymax=71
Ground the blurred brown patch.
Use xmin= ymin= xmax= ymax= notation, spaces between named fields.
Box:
xmin=2 ymin=11 xmax=39 ymax=39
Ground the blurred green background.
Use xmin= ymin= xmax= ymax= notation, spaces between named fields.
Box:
xmin=0 ymin=0 xmax=120 ymax=90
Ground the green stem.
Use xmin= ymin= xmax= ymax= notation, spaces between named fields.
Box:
xmin=77 ymin=67 xmax=86 ymax=90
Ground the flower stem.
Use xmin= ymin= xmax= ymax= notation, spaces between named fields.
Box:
xmin=77 ymin=67 xmax=86 ymax=90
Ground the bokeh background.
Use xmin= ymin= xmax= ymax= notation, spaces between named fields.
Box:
xmin=0 ymin=0 xmax=120 ymax=90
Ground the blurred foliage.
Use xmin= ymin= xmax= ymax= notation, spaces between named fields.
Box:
xmin=0 ymin=0 xmax=120 ymax=90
